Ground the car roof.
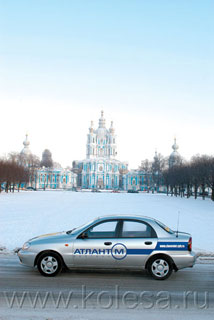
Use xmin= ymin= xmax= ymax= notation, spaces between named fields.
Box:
xmin=95 ymin=215 xmax=156 ymax=223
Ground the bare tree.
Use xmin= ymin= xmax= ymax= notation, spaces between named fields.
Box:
xmin=162 ymin=154 xmax=214 ymax=202
xmin=0 ymin=159 xmax=29 ymax=193
xmin=139 ymin=159 xmax=152 ymax=192
xmin=151 ymin=153 xmax=166 ymax=192
xmin=206 ymin=156 xmax=214 ymax=201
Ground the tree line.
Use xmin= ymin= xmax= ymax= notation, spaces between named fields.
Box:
xmin=0 ymin=159 xmax=29 ymax=193
xmin=163 ymin=155 xmax=214 ymax=201
xmin=0 ymin=150 xmax=57 ymax=193
xmin=140 ymin=153 xmax=214 ymax=201
xmin=1 ymin=149 xmax=214 ymax=201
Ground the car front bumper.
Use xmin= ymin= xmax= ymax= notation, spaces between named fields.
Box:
xmin=18 ymin=249 xmax=37 ymax=267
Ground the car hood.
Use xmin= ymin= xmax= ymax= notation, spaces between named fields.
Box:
xmin=29 ymin=231 xmax=68 ymax=243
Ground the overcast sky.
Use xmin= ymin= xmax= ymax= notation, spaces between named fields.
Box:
xmin=0 ymin=0 xmax=214 ymax=168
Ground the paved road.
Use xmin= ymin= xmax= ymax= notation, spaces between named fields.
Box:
xmin=0 ymin=255 xmax=214 ymax=319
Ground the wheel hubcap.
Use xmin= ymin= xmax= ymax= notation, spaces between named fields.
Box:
xmin=151 ymin=259 xmax=169 ymax=278
xmin=41 ymin=256 xmax=58 ymax=274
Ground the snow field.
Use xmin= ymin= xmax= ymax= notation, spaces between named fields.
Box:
xmin=0 ymin=191 xmax=213 ymax=254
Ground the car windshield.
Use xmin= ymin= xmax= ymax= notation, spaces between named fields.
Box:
xmin=66 ymin=219 xmax=96 ymax=235
xmin=155 ymin=220 xmax=175 ymax=235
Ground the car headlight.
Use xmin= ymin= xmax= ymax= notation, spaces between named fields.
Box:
xmin=22 ymin=242 xmax=31 ymax=250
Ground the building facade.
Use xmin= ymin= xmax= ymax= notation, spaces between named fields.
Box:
xmin=35 ymin=168 xmax=77 ymax=190
xmin=124 ymin=170 xmax=153 ymax=191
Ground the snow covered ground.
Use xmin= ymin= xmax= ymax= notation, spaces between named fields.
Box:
xmin=0 ymin=190 xmax=213 ymax=254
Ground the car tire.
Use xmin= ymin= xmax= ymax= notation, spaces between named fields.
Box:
xmin=37 ymin=252 xmax=63 ymax=277
xmin=147 ymin=256 xmax=173 ymax=280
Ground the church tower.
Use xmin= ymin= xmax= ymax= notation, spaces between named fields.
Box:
xmin=86 ymin=111 xmax=118 ymax=159
xmin=75 ymin=110 xmax=128 ymax=190
xmin=96 ymin=110 xmax=108 ymax=157
xmin=86 ymin=121 xmax=96 ymax=159
xmin=108 ymin=120 xmax=117 ymax=159
xmin=169 ymin=138 xmax=182 ymax=168
xmin=20 ymin=134 xmax=31 ymax=156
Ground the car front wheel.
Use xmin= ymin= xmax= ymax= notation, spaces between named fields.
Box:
xmin=147 ymin=256 xmax=173 ymax=280
xmin=37 ymin=252 xmax=62 ymax=277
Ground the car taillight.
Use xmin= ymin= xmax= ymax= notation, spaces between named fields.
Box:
xmin=188 ymin=237 xmax=192 ymax=251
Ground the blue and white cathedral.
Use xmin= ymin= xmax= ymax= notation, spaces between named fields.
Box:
xmin=73 ymin=111 xmax=128 ymax=190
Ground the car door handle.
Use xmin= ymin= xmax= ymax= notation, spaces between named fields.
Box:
xmin=104 ymin=242 xmax=112 ymax=246
xmin=145 ymin=241 xmax=153 ymax=245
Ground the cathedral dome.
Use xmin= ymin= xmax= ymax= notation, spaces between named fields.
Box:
xmin=20 ymin=134 xmax=31 ymax=156
xmin=169 ymin=138 xmax=181 ymax=168
xmin=96 ymin=110 xmax=108 ymax=137
xmin=41 ymin=149 xmax=53 ymax=168
xmin=96 ymin=127 xmax=108 ymax=137
xmin=98 ymin=110 xmax=105 ymax=127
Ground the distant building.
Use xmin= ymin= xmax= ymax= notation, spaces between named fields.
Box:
xmin=73 ymin=111 xmax=128 ymax=190
xmin=35 ymin=167 xmax=77 ymax=190
xmin=20 ymin=135 xmax=77 ymax=190
xmin=40 ymin=149 xmax=53 ymax=168
xmin=19 ymin=116 xmax=182 ymax=192
xmin=124 ymin=169 xmax=153 ymax=191
xmin=126 ymin=138 xmax=182 ymax=192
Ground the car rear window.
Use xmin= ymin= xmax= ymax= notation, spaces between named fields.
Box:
xmin=155 ymin=220 xmax=175 ymax=235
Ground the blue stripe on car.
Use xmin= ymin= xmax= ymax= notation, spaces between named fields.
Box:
xmin=126 ymin=242 xmax=188 ymax=255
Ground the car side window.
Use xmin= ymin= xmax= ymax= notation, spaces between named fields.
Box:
xmin=121 ymin=220 xmax=156 ymax=238
xmin=87 ymin=221 xmax=118 ymax=239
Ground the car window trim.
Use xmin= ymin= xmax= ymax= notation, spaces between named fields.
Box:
xmin=77 ymin=219 xmax=121 ymax=239
xmin=118 ymin=219 xmax=157 ymax=239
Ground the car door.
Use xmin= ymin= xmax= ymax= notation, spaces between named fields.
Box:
xmin=72 ymin=219 xmax=120 ymax=268
xmin=115 ymin=219 xmax=158 ymax=269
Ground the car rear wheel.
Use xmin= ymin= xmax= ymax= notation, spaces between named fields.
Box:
xmin=37 ymin=252 xmax=62 ymax=277
xmin=147 ymin=256 xmax=173 ymax=280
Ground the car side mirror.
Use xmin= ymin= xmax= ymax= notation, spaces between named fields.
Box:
xmin=80 ymin=232 xmax=88 ymax=239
